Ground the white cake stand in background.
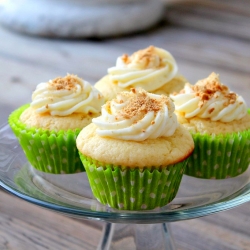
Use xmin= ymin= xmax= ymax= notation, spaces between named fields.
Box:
xmin=1 ymin=123 xmax=250 ymax=250
xmin=0 ymin=0 xmax=164 ymax=38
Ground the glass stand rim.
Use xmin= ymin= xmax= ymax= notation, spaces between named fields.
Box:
xmin=1 ymin=178 xmax=250 ymax=224
xmin=1 ymin=123 xmax=250 ymax=224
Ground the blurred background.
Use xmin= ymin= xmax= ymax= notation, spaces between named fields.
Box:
xmin=0 ymin=0 xmax=250 ymax=249
xmin=0 ymin=0 xmax=249 ymax=125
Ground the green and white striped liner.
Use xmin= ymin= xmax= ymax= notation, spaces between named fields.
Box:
xmin=9 ymin=104 xmax=85 ymax=174
xmin=185 ymin=129 xmax=250 ymax=179
xmin=80 ymin=154 xmax=188 ymax=210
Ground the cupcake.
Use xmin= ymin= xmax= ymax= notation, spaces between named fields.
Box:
xmin=9 ymin=74 xmax=105 ymax=174
xmin=76 ymin=88 xmax=194 ymax=210
xmin=171 ymin=72 xmax=250 ymax=179
xmin=94 ymin=45 xmax=186 ymax=101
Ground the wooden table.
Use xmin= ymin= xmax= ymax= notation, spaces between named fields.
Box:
xmin=0 ymin=2 xmax=250 ymax=249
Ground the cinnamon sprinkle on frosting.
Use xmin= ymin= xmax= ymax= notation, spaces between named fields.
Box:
xmin=191 ymin=73 xmax=237 ymax=108
xmin=170 ymin=72 xmax=248 ymax=123
xmin=49 ymin=74 xmax=79 ymax=91
xmin=121 ymin=46 xmax=163 ymax=69
xmin=131 ymin=87 xmax=136 ymax=93
xmin=208 ymin=108 xmax=214 ymax=114
xmin=114 ymin=89 xmax=169 ymax=120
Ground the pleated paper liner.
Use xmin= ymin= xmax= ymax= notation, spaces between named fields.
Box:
xmin=80 ymin=154 xmax=188 ymax=210
xmin=9 ymin=104 xmax=85 ymax=174
xmin=185 ymin=130 xmax=250 ymax=179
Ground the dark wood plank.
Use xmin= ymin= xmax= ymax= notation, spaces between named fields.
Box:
xmin=0 ymin=190 xmax=102 ymax=250
xmin=1 ymin=190 xmax=250 ymax=250
xmin=172 ymin=204 xmax=250 ymax=250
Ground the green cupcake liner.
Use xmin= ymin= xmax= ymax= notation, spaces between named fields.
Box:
xmin=80 ymin=154 xmax=188 ymax=210
xmin=9 ymin=104 xmax=85 ymax=174
xmin=185 ymin=130 xmax=250 ymax=179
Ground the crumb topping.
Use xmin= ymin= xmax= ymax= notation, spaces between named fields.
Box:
xmin=208 ymin=108 xmax=215 ymax=114
xmin=121 ymin=46 xmax=162 ymax=69
xmin=114 ymin=89 xmax=169 ymax=120
xmin=48 ymin=74 xmax=79 ymax=91
xmin=131 ymin=87 xmax=136 ymax=93
xmin=191 ymin=73 xmax=237 ymax=108
xmin=121 ymin=54 xmax=130 ymax=64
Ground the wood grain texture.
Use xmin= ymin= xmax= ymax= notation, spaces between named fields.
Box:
xmin=0 ymin=2 xmax=250 ymax=248
xmin=1 ymin=190 xmax=250 ymax=250
xmin=165 ymin=0 xmax=250 ymax=40
xmin=0 ymin=190 xmax=102 ymax=250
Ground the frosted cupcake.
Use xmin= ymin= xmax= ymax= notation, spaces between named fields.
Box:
xmin=94 ymin=46 xmax=186 ymax=101
xmin=76 ymin=88 xmax=194 ymax=210
xmin=171 ymin=73 xmax=250 ymax=179
xmin=9 ymin=74 xmax=105 ymax=174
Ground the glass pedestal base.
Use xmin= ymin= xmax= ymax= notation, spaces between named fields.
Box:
xmin=98 ymin=223 xmax=176 ymax=250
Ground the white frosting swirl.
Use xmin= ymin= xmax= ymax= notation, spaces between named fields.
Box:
xmin=31 ymin=74 xmax=105 ymax=116
xmin=171 ymin=73 xmax=247 ymax=122
xmin=92 ymin=89 xmax=178 ymax=141
xmin=107 ymin=46 xmax=178 ymax=92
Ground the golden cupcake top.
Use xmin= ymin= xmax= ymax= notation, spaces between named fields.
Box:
xmin=92 ymin=88 xmax=178 ymax=141
xmin=107 ymin=46 xmax=179 ymax=92
xmin=171 ymin=73 xmax=247 ymax=122
xmin=31 ymin=74 xmax=105 ymax=116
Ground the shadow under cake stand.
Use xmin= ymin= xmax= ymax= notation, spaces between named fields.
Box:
xmin=1 ymin=123 xmax=250 ymax=250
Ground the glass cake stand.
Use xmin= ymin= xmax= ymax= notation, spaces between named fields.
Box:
xmin=1 ymin=123 xmax=250 ymax=250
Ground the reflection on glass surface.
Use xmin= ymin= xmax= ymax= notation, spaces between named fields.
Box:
xmin=1 ymin=123 xmax=250 ymax=223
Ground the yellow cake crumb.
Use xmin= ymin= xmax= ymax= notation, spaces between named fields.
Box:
xmin=20 ymin=107 xmax=100 ymax=131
